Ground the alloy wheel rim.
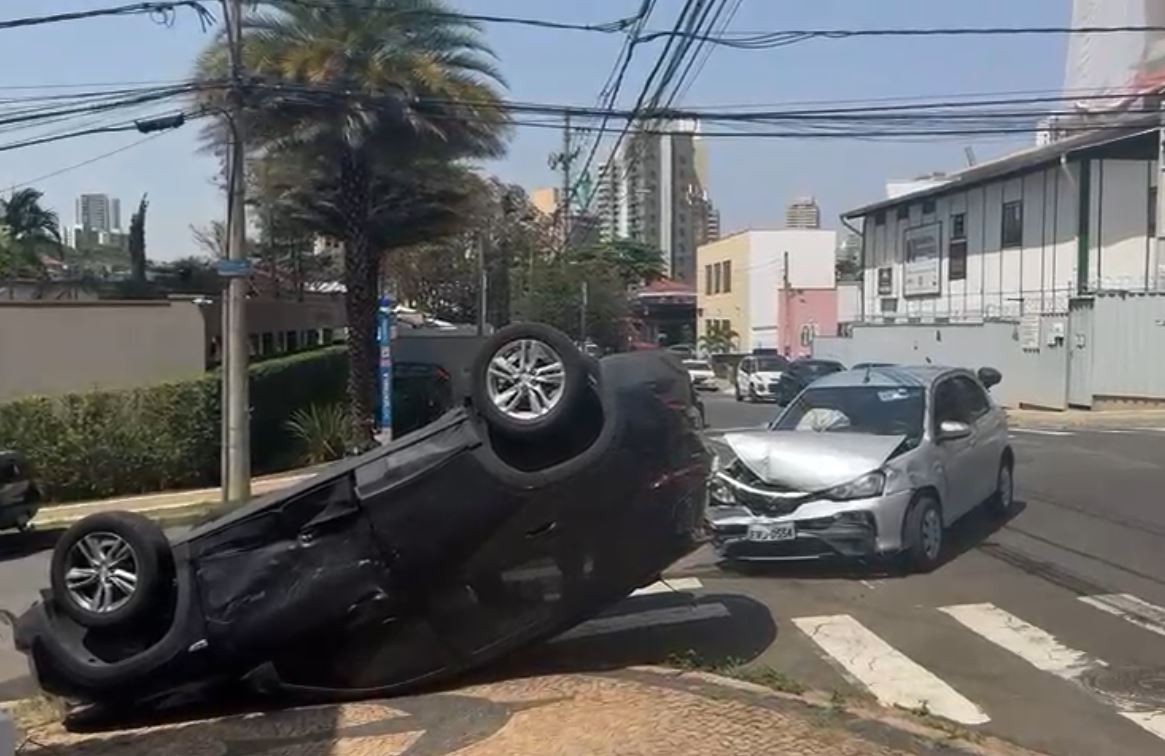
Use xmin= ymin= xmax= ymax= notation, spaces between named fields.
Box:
xmin=65 ymin=532 xmax=138 ymax=614
xmin=486 ymin=339 xmax=566 ymax=421
xmin=921 ymin=508 xmax=942 ymax=560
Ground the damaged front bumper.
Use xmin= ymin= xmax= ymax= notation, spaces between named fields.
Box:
xmin=705 ymin=489 xmax=914 ymax=561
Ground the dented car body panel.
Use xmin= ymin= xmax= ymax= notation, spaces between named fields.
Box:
xmin=15 ymin=350 xmax=710 ymax=705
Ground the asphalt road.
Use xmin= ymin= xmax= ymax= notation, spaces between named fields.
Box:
xmin=3 ymin=390 xmax=1165 ymax=756
xmin=678 ymin=390 xmax=1165 ymax=756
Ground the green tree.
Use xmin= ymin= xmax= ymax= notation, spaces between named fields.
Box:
xmin=575 ymin=240 xmax=665 ymax=288
xmin=515 ymin=260 xmax=628 ymax=353
xmin=0 ymin=189 xmax=61 ymax=277
xmin=194 ymin=0 xmax=510 ymax=441
xmin=699 ymin=321 xmax=739 ymax=354
xmin=128 ymin=194 xmax=148 ymax=283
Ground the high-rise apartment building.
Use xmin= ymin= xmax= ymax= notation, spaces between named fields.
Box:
xmin=76 ymin=194 xmax=121 ymax=233
xmin=591 ymin=119 xmax=715 ymax=283
xmin=785 ymin=196 xmax=821 ymax=230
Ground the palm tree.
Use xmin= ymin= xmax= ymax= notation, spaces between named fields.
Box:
xmin=194 ymin=0 xmax=510 ymax=440
xmin=699 ymin=321 xmax=739 ymax=355
xmin=0 ymin=189 xmax=61 ymax=276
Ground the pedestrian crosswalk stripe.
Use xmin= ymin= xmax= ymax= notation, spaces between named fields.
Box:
xmin=939 ymin=603 xmax=1099 ymax=679
xmin=941 ymin=603 xmax=1165 ymax=742
xmin=631 ymin=578 xmax=703 ymax=597
xmin=793 ymin=615 xmax=989 ymax=725
xmin=1079 ymin=594 xmax=1165 ymax=638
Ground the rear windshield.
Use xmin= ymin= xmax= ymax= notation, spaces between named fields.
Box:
xmin=683 ymin=360 xmax=712 ymax=370
xmin=754 ymin=356 xmax=789 ymax=371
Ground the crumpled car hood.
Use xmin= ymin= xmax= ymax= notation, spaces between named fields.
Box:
xmin=722 ymin=430 xmax=905 ymax=491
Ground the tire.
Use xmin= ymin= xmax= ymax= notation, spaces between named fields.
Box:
xmin=902 ymin=494 xmax=943 ymax=573
xmin=988 ymin=457 xmax=1015 ymax=515
xmin=471 ymin=323 xmax=587 ymax=439
xmin=50 ymin=511 xmax=173 ymax=630
xmin=734 ymin=382 xmax=742 ymax=402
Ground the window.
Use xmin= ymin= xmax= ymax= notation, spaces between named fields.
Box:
xmin=951 ymin=213 xmax=966 ymax=240
xmin=713 ymin=262 xmax=722 ymax=294
xmin=933 ymin=380 xmax=967 ymax=426
xmin=1150 ymin=187 xmax=1158 ymax=239
xmin=1002 ymin=200 xmax=1023 ymax=248
xmin=704 ymin=264 xmax=713 ymax=295
xmin=949 ymin=240 xmax=967 ymax=281
xmin=954 ymin=377 xmax=990 ymax=419
xmin=922 ymin=199 xmax=936 ymax=215
xmin=897 ymin=205 xmax=910 ymax=221
xmin=880 ymin=297 xmax=898 ymax=313
xmin=722 ymin=260 xmax=732 ymax=293
xmin=874 ymin=211 xmax=886 ymax=226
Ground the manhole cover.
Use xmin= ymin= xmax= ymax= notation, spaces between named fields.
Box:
xmin=1082 ymin=666 xmax=1165 ymax=709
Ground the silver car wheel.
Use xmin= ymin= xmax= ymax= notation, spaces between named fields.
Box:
xmin=920 ymin=507 xmax=942 ymax=561
xmin=65 ymin=532 xmax=138 ymax=614
xmin=998 ymin=465 xmax=1014 ymax=509
xmin=486 ymin=338 xmax=567 ymax=421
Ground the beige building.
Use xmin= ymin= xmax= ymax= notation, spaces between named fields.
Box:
xmin=697 ymin=233 xmax=750 ymax=352
xmin=530 ymin=187 xmax=561 ymax=218
xmin=698 ymin=229 xmax=838 ymax=353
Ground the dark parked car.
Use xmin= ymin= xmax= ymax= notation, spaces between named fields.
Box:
xmin=772 ymin=359 xmax=846 ymax=405
xmin=0 ymin=451 xmax=41 ymax=531
xmin=15 ymin=324 xmax=710 ymax=711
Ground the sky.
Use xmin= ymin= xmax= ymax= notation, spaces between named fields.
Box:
xmin=0 ymin=0 xmax=1072 ymax=261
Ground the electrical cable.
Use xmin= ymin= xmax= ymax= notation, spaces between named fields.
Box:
xmin=274 ymin=0 xmax=637 ymax=33
xmin=6 ymin=131 xmax=174 ymax=191
xmin=0 ymin=1 xmax=215 ymax=32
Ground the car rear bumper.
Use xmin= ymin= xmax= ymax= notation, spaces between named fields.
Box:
xmin=706 ymin=489 xmax=914 ymax=561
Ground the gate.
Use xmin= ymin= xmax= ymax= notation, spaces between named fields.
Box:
xmin=1067 ymin=298 xmax=1094 ymax=408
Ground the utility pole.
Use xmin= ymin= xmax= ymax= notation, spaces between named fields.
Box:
xmin=580 ymin=279 xmax=588 ymax=343
xmin=548 ymin=113 xmax=579 ymax=244
xmin=223 ymin=0 xmax=250 ymax=504
xmin=477 ymin=231 xmax=487 ymax=335
xmin=782 ymin=251 xmax=791 ymax=356
xmin=1157 ymin=105 xmax=1165 ymax=290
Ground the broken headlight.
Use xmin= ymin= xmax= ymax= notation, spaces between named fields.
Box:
xmin=822 ymin=470 xmax=885 ymax=501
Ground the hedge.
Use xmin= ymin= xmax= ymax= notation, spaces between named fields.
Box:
xmin=0 ymin=346 xmax=347 ymax=503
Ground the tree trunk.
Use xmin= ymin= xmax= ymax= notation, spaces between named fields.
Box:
xmin=340 ymin=151 xmax=377 ymax=445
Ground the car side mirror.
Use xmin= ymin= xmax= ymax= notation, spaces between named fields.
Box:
xmin=937 ymin=420 xmax=972 ymax=441
xmin=978 ymin=367 xmax=1002 ymax=389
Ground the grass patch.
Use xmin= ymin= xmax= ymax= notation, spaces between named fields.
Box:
xmin=663 ymin=649 xmax=806 ymax=695
xmin=894 ymin=702 xmax=985 ymax=744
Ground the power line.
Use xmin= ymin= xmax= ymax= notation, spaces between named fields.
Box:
xmin=0 ymin=1 xmax=215 ymax=32
xmin=0 ymin=110 xmax=199 ymax=154
xmin=7 ymin=132 xmax=173 ymax=191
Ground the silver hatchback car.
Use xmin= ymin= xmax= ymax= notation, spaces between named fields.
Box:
xmin=706 ymin=365 xmax=1013 ymax=571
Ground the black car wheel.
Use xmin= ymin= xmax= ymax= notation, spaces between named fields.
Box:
xmin=903 ymin=494 xmax=943 ymax=573
xmin=472 ymin=323 xmax=587 ymax=438
xmin=50 ymin=512 xmax=173 ymax=629
xmin=988 ymin=457 xmax=1015 ymax=515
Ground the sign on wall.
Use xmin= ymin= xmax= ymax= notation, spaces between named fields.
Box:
xmin=877 ymin=267 xmax=894 ymax=295
xmin=903 ymin=222 xmax=942 ymax=297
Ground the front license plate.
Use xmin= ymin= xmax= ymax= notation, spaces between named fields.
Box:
xmin=747 ymin=523 xmax=796 ymax=542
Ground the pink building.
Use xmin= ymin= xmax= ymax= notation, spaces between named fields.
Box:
xmin=777 ymin=287 xmax=838 ymax=359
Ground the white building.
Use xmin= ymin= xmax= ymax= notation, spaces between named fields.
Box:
xmin=844 ymin=123 xmax=1164 ymax=323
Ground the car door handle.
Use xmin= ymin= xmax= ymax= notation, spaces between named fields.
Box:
xmin=526 ymin=521 xmax=557 ymax=539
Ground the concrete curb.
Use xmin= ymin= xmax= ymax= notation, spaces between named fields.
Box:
xmin=29 ymin=471 xmax=317 ymax=531
xmin=629 ymin=665 xmax=1044 ymax=756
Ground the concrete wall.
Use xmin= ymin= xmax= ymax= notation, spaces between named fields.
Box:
xmin=781 ymin=288 xmax=838 ymax=359
xmin=858 ymin=157 xmax=1157 ymax=322
xmin=837 ymin=282 xmax=861 ymax=324
xmin=1090 ymin=292 xmax=1165 ymax=403
xmin=0 ymin=300 xmax=207 ymax=403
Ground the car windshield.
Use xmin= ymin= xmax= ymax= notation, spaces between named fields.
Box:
xmin=754 ymin=356 xmax=789 ymax=371
xmin=800 ymin=362 xmax=840 ymax=375
xmin=771 ymin=386 xmax=924 ymax=440
xmin=684 ymin=360 xmax=711 ymax=370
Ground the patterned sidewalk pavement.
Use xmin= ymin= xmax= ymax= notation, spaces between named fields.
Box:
xmin=18 ymin=668 xmax=1041 ymax=756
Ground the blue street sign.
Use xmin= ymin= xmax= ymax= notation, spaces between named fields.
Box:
xmin=216 ymin=258 xmax=252 ymax=278
xmin=377 ymin=295 xmax=395 ymax=439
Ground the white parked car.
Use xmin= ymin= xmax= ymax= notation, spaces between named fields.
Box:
xmin=683 ymin=359 xmax=716 ymax=390
xmin=734 ymin=354 xmax=790 ymax=402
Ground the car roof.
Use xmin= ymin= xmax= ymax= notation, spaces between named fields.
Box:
xmin=808 ymin=364 xmax=969 ymax=389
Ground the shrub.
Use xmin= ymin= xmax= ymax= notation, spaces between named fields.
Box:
xmin=0 ymin=347 xmax=347 ymax=503
xmin=286 ymin=403 xmax=354 ymax=465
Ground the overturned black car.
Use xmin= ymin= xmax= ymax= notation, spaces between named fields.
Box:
xmin=15 ymin=324 xmax=710 ymax=709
